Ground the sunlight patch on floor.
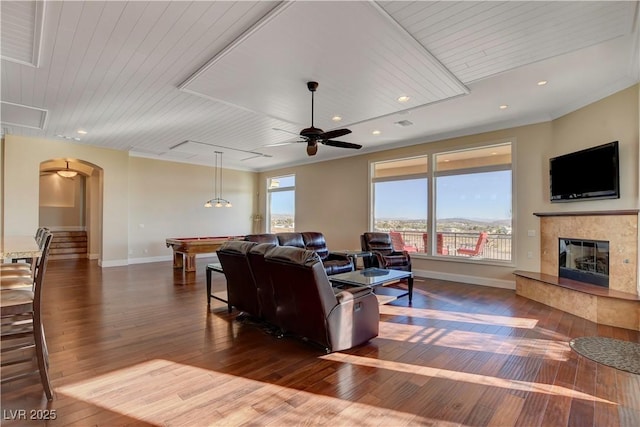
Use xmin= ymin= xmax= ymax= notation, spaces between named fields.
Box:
xmin=377 ymin=322 xmax=571 ymax=360
xmin=321 ymin=353 xmax=615 ymax=405
xmin=379 ymin=305 xmax=539 ymax=328
xmin=57 ymin=359 xmax=447 ymax=426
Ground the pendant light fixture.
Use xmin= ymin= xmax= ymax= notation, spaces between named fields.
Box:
xmin=57 ymin=160 xmax=78 ymax=178
xmin=204 ymin=151 xmax=232 ymax=208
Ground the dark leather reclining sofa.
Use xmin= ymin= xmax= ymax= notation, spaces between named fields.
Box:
xmin=244 ymin=232 xmax=354 ymax=275
xmin=216 ymin=241 xmax=379 ymax=352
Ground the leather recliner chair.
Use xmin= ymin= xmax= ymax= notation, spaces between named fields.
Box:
xmin=244 ymin=233 xmax=279 ymax=245
xmin=216 ymin=240 xmax=260 ymax=316
xmin=361 ymin=232 xmax=412 ymax=272
xmin=245 ymin=232 xmax=353 ymax=275
xmin=301 ymin=232 xmax=353 ymax=275
xmin=264 ymin=246 xmax=379 ymax=352
xmin=247 ymin=243 xmax=279 ymax=327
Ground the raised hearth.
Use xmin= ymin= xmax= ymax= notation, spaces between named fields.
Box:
xmin=516 ymin=210 xmax=639 ymax=331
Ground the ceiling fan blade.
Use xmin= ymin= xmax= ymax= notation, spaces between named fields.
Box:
xmin=322 ymin=140 xmax=362 ymax=150
xmin=320 ymin=128 xmax=351 ymax=140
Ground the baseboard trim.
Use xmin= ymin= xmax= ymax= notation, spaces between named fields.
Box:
xmin=414 ymin=268 xmax=516 ymax=290
xmin=128 ymin=255 xmax=173 ymax=265
xmin=99 ymin=254 xmax=220 ymax=268
xmin=99 ymin=259 xmax=129 ymax=267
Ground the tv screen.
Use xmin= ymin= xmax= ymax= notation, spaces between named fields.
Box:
xmin=550 ymin=141 xmax=620 ymax=202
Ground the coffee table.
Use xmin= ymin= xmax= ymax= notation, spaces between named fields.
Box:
xmin=329 ymin=267 xmax=413 ymax=304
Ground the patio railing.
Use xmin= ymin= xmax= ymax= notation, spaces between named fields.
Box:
xmin=390 ymin=230 xmax=512 ymax=261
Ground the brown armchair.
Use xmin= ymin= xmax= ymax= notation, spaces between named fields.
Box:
xmin=264 ymin=246 xmax=379 ymax=352
xmin=361 ymin=232 xmax=412 ymax=272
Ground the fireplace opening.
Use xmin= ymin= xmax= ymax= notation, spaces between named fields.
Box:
xmin=559 ymin=238 xmax=609 ymax=287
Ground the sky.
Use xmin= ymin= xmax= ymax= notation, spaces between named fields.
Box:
xmin=375 ymin=170 xmax=512 ymax=220
xmin=269 ymin=170 xmax=512 ymax=221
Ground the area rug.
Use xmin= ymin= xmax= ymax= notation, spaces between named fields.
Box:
xmin=569 ymin=337 xmax=640 ymax=375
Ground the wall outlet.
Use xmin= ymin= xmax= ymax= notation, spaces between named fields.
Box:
xmin=527 ymin=251 xmax=533 ymax=259
xmin=527 ymin=230 xmax=536 ymax=237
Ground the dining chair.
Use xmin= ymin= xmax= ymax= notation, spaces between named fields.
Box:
xmin=1 ymin=231 xmax=54 ymax=286
xmin=1 ymin=227 xmax=50 ymax=276
xmin=1 ymin=231 xmax=54 ymax=400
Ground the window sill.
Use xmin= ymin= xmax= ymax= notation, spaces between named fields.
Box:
xmin=410 ymin=252 xmax=516 ymax=268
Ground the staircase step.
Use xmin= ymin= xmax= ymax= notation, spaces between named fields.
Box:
xmin=48 ymin=231 xmax=88 ymax=259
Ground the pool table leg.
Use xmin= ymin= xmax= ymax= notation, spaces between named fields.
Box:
xmin=173 ymin=252 xmax=184 ymax=269
xmin=184 ymin=255 xmax=196 ymax=273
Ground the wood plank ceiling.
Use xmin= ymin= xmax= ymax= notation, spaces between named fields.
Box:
xmin=1 ymin=1 xmax=638 ymax=171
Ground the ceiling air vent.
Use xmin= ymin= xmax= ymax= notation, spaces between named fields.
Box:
xmin=394 ymin=120 xmax=414 ymax=127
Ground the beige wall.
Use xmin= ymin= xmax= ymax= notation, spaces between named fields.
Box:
xmin=3 ymin=135 xmax=126 ymax=264
xmin=2 ymin=136 xmax=256 ymax=266
xmin=39 ymin=174 xmax=85 ymax=228
xmin=127 ymin=156 xmax=255 ymax=261
xmin=258 ymin=84 xmax=639 ymax=288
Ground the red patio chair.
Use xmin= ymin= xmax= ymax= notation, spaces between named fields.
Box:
xmin=457 ymin=232 xmax=489 ymax=257
xmin=389 ymin=231 xmax=418 ymax=253
xmin=421 ymin=233 xmax=449 ymax=255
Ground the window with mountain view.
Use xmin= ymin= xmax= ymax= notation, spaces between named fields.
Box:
xmin=372 ymin=156 xmax=428 ymax=252
xmin=267 ymin=175 xmax=295 ymax=233
xmin=435 ymin=143 xmax=512 ymax=261
xmin=371 ymin=143 xmax=513 ymax=262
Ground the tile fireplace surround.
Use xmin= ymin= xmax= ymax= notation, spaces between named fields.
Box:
xmin=515 ymin=210 xmax=640 ymax=331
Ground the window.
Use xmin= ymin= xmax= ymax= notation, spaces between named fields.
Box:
xmin=372 ymin=157 xmax=428 ymax=252
xmin=370 ymin=143 xmax=513 ymax=262
xmin=267 ymin=175 xmax=295 ymax=233
xmin=435 ymin=144 xmax=512 ymax=261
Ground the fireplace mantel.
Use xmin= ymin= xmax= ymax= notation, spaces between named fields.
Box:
xmin=533 ymin=209 xmax=639 ymax=217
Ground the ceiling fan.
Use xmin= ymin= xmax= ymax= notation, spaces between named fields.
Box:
xmin=273 ymin=81 xmax=362 ymax=156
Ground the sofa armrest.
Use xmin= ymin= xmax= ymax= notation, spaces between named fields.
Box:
xmin=326 ymin=252 xmax=351 ymax=262
xmin=336 ymin=286 xmax=373 ymax=302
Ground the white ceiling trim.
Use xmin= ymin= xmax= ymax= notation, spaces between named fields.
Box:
xmin=0 ymin=101 xmax=48 ymax=130
xmin=0 ymin=0 xmax=46 ymax=67
xmin=178 ymin=1 xmax=468 ymax=127
xmin=169 ymin=139 xmax=272 ymax=162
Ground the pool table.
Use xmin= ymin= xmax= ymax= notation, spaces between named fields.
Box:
xmin=166 ymin=236 xmax=243 ymax=272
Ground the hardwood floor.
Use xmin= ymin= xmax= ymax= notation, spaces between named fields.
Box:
xmin=2 ymin=258 xmax=639 ymax=426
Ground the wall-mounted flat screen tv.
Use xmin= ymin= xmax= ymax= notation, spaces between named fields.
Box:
xmin=550 ymin=141 xmax=620 ymax=202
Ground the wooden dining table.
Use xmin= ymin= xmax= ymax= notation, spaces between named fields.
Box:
xmin=1 ymin=235 xmax=42 ymax=260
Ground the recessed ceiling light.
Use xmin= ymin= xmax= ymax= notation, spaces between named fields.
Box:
xmin=331 ymin=115 xmax=342 ymax=122
xmin=537 ymin=80 xmax=548 ymax=86
xmin=499 ymin=105 xmax=508 ymax=110
xmin=77 ymin=129 xmax=88 ymax=135
xmin=372 ymin=130 xmax=381 ymax=135
xmin=397 ymin=95 xmax=410 ymax=103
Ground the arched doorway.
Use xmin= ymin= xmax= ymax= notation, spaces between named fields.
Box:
xmin=39 ymin=159 xmax=103 ymax=261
